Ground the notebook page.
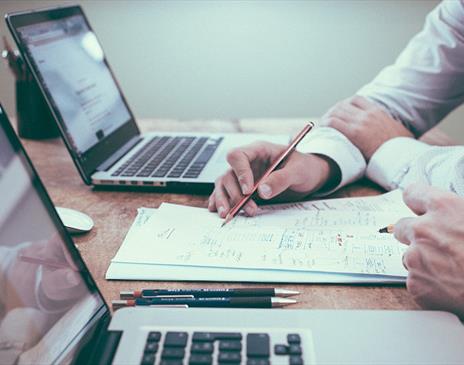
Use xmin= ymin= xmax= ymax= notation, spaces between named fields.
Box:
xmin=117 ymin=200 xmax=412 ymax=277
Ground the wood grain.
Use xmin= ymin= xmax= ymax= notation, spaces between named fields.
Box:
xmin=18 ymin=118 xmax=454 ymax=311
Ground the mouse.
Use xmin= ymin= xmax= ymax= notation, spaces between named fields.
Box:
xmin=55 ymin=207 xmax=94 ymax=234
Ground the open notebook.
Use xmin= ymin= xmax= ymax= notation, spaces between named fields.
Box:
xmin=107 ymin=190 xmax=413 ymax=283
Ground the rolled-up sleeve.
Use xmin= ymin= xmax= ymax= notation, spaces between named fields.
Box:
xmin=357 ymin=0 xmax=464 ymax=137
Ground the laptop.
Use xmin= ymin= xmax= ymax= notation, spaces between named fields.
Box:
xmin=5 ymin=5 xmax=287 ymax=191
xmin=1 ymin=105 xmax=464 ymax=365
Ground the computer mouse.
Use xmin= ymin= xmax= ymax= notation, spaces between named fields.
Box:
xmin=55 ymin=207 xmax=94 ymax=234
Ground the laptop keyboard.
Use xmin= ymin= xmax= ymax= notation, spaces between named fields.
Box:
xmin=140 ymin=330 xmax=308 ymax=365
xmin=111 ymin=136 xmax=223 ymax=179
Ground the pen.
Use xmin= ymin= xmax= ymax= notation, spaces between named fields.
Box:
xmin=378 ymin=224 xmax=394 ymax=234
xmin=19 ymin=254 xmax=77 ymax=271
xmin=112 ymin=297 xmax=297 ymax=309
xmin=221 ymin=122 xmax=315 ymax=227
xmin=120 ymin=288 xmax=300 ymax=299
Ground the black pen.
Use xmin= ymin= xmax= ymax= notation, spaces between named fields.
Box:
xmin=112 ymin=297 xmax=296 ymax=309
xmin=120 ymin=288 xmax=299 ymax=299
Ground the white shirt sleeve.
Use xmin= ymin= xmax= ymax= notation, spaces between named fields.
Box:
xmin=357 ymin=0 xmax=464 ymax=137
xmin=367 ymin=137 xmax=464 ymax=196
xmin=297 ymin=127 xmax=366 ymax=195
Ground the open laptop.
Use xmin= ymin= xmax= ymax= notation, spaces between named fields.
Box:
xmin=5 ymin=5 xmax=287 ymax=191
xmin=1 ymin=105 xmax=464 ymax=365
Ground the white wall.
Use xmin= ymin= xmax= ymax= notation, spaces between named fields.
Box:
xmin=0 ymin=0 xmax=463 ymax=141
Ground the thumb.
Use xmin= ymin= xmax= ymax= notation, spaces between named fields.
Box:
xmin=258 ymin=169 xmax=291 ymax=200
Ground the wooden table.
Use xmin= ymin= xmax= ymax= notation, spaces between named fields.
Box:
xmin=18 ymin=118 xmax=455 ymax=311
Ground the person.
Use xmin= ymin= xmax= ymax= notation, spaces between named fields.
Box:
xmin=208 ymin=0 xmax=464 ymax=317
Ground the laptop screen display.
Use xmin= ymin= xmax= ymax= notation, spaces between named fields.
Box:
xmin=16 ymin=14 xmax=131 ymax=155
xmin=0 ymin=107 xmax=105 ymax=364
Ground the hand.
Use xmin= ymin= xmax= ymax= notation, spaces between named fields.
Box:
xmin=322 ymin=95 xmax=413 ymax=160
xmin=394 ymin=183 xmax=464 ymax=318
xmin=7 ymin=234 xmax=86 ymax=311
xmin=208 ymin=141 xmax=340 ymax=217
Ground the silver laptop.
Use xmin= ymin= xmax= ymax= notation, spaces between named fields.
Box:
xmin=6 ymin=5 xmax=287 ymax=191
xmin=1 ymin=104 xmax=464 ymax=365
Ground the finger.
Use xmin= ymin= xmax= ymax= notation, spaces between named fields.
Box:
xmin=244 ymin=200 xmax=258 ymax=216
xmin=350 ymin=95 xmax=374 ymax=110
xmin=393 ymin=217 xmax=416 ymax=245
xmin=326 ymin=117 xmax=354 ymax=138
xmin=222 ymin=171 xmax=244 ymax=206
xmin=258 ymin=169 xmax=292 ymax=200
xmin=213 ymin=183 xmax=231 ymax=218
xmin=208 ymin=194 xmax=216 ymax=212
xmin=226 ymin=147 xmax=259 ymax=195
xmin=402 ymin=183 xmax=434 ymax=215
xmin=328 ymin=102 xmax=363 ymax=122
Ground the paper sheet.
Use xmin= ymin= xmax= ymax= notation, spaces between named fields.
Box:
xmin=111 ymin=191 xmax=412 ymax=278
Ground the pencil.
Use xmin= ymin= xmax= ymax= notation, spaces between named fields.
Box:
xmin=378 ymin=224 xmax=394 ymax=234
xmin=19 ymin=254 xmax=77 ymax=271
xmin=221 ymin=122 xmax=315 ymax=227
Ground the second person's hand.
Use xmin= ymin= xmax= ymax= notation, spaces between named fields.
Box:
xmin=208 ymin=141 xmax=339 ymax=218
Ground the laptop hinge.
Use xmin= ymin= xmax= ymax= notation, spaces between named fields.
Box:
xmin=96 ymin=136 xmax=142 ymax=172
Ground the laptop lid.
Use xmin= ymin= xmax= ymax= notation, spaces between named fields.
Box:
xmin=0 ymin=104 xmax=109 ymax=364
xmin=6 ymin=5 xmax=140 ymax=184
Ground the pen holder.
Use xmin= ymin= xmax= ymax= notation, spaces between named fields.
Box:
xmin=15 ymin=74 xmax=60 ymax=140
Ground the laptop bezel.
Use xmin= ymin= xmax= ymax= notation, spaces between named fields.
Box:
xmin=5 ymin=5 xmax=141 ymax=185
xmin=0 ymin=104 xmax=112 ymax=362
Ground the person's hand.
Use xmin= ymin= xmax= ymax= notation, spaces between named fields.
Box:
xmin=321 ymin=95 xmax=413 ymax=160
xmin=208 ymin=141 xmax=340 ymax=217
xmin=6 ymin=234 xmax=86 ymax=311
xmin=394 ymin=183 xmax=464 ymax=318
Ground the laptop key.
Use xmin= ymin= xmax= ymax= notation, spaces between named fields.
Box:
xmin=246 ymin=333 xmax=270 ymax=358
xmin=164 ymin=332 xmax=188 ymax=347
xmin=188 ymin=354 xmax=213 ymax=365
xmin=160 ymin=361 xmax=183 ymax=365
xmin=289 ymin=344 xmax=302 ymax=355
xmin=140 ymin=353 xmax=156 ymax=365
xmin=144 ymin=342 xmax=159 ymax=353
xmin=218 ymin=351 xmax=241 ymax=363
xmin=147 ymin=331 xmax=161 ymax=342
xmin=161 ymin=348 xmax=185 ymax=359
xmin=246 ymin=359 xmax=270 ymax=365
xmin=192 ymin=332 xmax=242 ymax=342
xmin=191 ymin=342 xmax=214 ymax=353
xmin=289 ymin=356 xmax=304 ymax=365
xmin=287 ymin=334 xmax=301 ymax=344
xmin=274 ymin=344 xmax=289 ymax=355
xmin=219 ymin=341 xmax=242 ymax=352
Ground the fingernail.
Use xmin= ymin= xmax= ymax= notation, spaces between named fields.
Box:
xmin=218 ymin=206 xmax=225 ymax=217
xmin=244 ymin=206 xmax=254 ymax=216
xmin=258 ymin=184 xmax=271 ymax=198
xmin=241 ymin=184 xmax=248 ymax=195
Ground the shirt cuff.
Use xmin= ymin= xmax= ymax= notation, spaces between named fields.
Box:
xmin=296 ymin=127 xmax=366 ymax=195
xmin=366 ymin=137 xmax=431 ymax=190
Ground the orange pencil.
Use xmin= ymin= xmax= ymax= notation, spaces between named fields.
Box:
xmin=221 ymin=122 xmax=315 ymax=227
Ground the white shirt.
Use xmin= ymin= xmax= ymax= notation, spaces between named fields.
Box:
xmin=297 ymin=0 xmax=464 ymax=196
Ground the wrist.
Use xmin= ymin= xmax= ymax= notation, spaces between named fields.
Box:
xmin=310 ymin=154 xmax=341 ymax=193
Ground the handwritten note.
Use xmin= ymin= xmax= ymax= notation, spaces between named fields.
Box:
xmin=114 ymin=192 xmax=413 ymax=277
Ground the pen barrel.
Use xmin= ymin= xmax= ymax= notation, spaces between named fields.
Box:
xmin=134 ymin=297 xmax=271 ymax=308
xmin=141 ymin=288 xmax=275 ymax=298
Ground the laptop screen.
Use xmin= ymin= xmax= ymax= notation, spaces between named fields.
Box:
xmin=16 ymin=14 xmax=131 ymax=155
xmin=7 ymin=6 xmax=140 ymax=182
xmin=0 ymin=106 xmax=106 ymax=364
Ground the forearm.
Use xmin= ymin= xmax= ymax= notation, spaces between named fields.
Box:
xmin=357 ymin=0 xmax=464 ymax=137
xmin=367 ymin=137 xmax=464 ymax=196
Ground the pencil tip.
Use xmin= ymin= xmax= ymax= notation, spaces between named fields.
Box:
xmin=378 ymin=227 xmax=388 ymax=233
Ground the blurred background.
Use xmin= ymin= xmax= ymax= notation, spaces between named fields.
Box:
xmin=1 ymin=0 xmax=463 ymax=141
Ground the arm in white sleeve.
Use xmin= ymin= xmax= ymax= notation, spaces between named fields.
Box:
xmin=367 ymin=137 xmax=464 ymax=196
xmin=357 ymin=0 xmax=464 ymax=137
xmin=297 ymin=127 xmax=366 ymax=195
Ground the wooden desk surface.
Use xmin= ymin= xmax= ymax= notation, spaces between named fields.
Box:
xmin=19 ymin=118 xmax=455 ymax=311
